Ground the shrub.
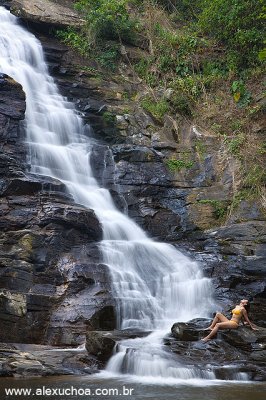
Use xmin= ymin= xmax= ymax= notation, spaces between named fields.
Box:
xmin=231 ymin=80 xmax=252 ymax=107
xmin=224 ymin=135 xmax=245 ymax=156
xmin=95 ymin=42 xmax=120 ymax=70
xmin=198 ymin=199 xmax=228 ymax=219
xmin=74 ymin=0 xmax=137 ymax=44
xmin=141 ymin=96 xmax=169 ymax=121
xmin=198 ymin=0 xmax=265 ymax=68
xmin=172 ymin=76 xmax=204 ymax=101
xmin=56 ymin=28 xmax=88 ymax=55
xmin=166 ymin=155 xmax=194 ymax=171
xmin=169 ymin=92 xmax=192 ymax=116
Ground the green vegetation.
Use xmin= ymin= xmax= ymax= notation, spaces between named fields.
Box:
xmin=230 ymin=188 xmax=259 ymax=211
xmin=56 ymin=28 xmax=88 ymax=55
xmin=231 ymin=80 xmax=252 ymax=107
xmin=198 ymin=199 xmax=228 ymax=219
xmin=74 ymin=0 xmax=136 ymax=43
xmin=258 ymin=142 xmax=266 ymax=156
xmin=223 ymin=135 xmax=245 ymax=157
xmin=244 ymin=165 xmax=266 ymax=190
xmin=57 ymin=0 xmax=137 ymax=70
xmin=59 ymin=0 xmax=265 ymax=77
xmin=141 ymin=96 xmax=169 ymax=121
xmin=157 ymin=0 xmax=265 ymax=69
xmin=195 ymin=140 xmax=206 ymax=161
xmin=102 ymin=111 xmax=116 ymax=125
xmin=56 ymin=0 xmax=265 ymax=209
xmin=157 ymin=0 xmax=202 ymax=20
xmin=166 ymin=157 xmax=194 ymax=172
xmin=198 ymin=0 xmax=265 ymax=69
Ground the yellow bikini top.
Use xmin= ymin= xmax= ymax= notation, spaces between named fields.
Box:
xmin=232 ymin=308 xmax=242 ymax=315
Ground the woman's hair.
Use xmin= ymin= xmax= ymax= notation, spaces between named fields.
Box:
xmin=244 ymin=303 xmax=250 ymax=313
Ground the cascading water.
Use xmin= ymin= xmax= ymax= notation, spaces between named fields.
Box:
xmin=0 ymin=6 xmax=218 ymax=381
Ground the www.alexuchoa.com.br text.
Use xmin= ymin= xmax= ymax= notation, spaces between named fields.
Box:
xmin=5 ymin=385 xmax=134 ymax=397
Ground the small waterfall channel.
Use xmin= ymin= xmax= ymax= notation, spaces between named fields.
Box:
xmin=0 ymin=7 xmax=235 ymax=383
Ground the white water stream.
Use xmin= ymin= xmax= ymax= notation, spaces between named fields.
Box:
xmin=0 ymin=7 xmax=218 ymax=382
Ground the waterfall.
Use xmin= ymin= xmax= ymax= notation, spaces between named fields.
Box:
xmin=0 ymin=7 xmax=215 ymax=381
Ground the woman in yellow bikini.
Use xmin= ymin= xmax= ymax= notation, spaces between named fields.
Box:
xmin=201 ymin=299 xmax=258 ymax=342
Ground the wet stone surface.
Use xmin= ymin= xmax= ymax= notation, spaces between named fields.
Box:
xmin=166 ymin=319 xmax=266 ymax=381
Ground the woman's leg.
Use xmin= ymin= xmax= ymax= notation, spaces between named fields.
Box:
xmin=202 ymin=321 xmax=238 ymax=342
xmin=205 ymin=312 xmax=229 ymax=330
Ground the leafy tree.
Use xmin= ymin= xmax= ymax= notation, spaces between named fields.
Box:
xmin=198 ymin=0 xmax=265 ymax=68
xmin=74 ymin=0 xmax=136 ymax=44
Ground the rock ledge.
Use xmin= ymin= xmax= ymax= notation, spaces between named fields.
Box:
xmin=10 ymin=0 xmax=85 ymax=29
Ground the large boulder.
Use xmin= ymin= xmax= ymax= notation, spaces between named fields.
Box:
xmin=0 ymin=73 xmax=26 ymax=119
xmin=171 ymin=318 xmax=212 ymax=341
xmin=10 ymin=0 xmax=85 ymax=30
xmin=0 ymin=73 xmax=26 ymax=178
xmin=86 ymin=330 xmax=150 ymax=362
xmin=221 ymin=326 xmax=266 ymax=352
xmin=168 ymin=319 xmax=266 ymax=381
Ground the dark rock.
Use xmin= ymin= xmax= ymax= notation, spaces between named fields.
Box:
xmin=0 ymin=74 xmax=27 ymax=180
xmin=0 ymin=176 xmax=112 ymax=346
xmin=38 ymin=203 xmax=102 ymax=241
xmin=89 ymin=144 xmax=115 ymax=187
xmin=0 ymin=74 xmax=26 ymax=119
xmin=221 ymin=326 xmax=266 ymax=351
xmin=86 ymin=332 xmax=116 ymax=362
xmin=86 ymin=330 xmax=150 ymax=362
xmin=171 ymin=318 xmax=212 ymax=341
xmin=168 ymin=319 xmax=266 ymax=380
xmin=0 ymin=75 xmax=113 ymax=347
xmin=0 ymin=343 xmax=101 ymax=377
xmin=0 ymin=1 xmax=10 ymax=9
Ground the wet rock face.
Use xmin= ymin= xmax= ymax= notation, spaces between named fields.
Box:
xmin=111 ymin=144 xmax=194 ymax=241
xmin=0 ymin=73 xmax=26 ymax=119
xmin=38 ymin=28 xmax=266 ymax=329
xmin=89 ymin=143 xmax=187 ymax=242
xmin=0 ymin=74 xmax=26 ymax=179
xmin=0 ymin=343 xmax=101 ymax=377
xmin=91 ymin=123 xmax=265 ymax=327
xmin=168 ymin=319 xmax=266 ymax=381
xmin=0 ymin=75 xmax=114 ymax=346
xmin=171 ymin=318 xmax=212 ymax=341
xmin=28 ymin=18 xmax=239 ymax=241
xmin=86 ymin=330 xmax=151 ymax=363
xmin=197 ymin=221 xmax=266 ymax=328
xmin=85 ymin=331 xmax=118 ymax=362
xmin=0 ymin=184 xmax=109 ymax=345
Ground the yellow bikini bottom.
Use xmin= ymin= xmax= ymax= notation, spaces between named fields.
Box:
xmin=230 ymin=320 xmax=239 ymax=326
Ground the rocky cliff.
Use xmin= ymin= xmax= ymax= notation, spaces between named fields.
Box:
xmin=0 ymin=0 xmax=265 ymax=378
xmin=0 ymin=73 xmax=115 ymax=350
xmin=36 ymin=13 xmax=265 ymax=321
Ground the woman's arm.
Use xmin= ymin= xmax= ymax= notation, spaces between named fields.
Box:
xmin=242 ymin=309 xmax=259 ymax=330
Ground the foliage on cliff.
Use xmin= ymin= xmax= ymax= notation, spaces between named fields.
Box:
xmin=57 ymin=0 xmax=265 ymax=210
xmin=74 ymin=0 xmax=137 ymax=43
xmin=68 ymin=0 xmax=265 ymax=68
xmin=201 ymin=0 xmax=265 ymax=71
